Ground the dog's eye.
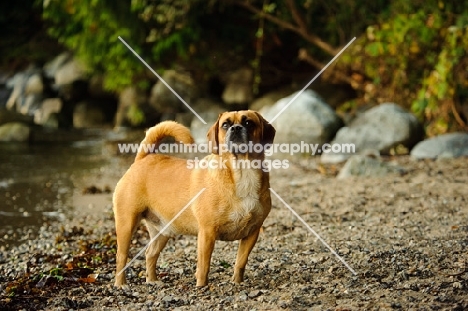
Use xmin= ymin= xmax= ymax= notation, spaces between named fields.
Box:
xmin=221 ymin=122 xmax=229 ymax=129
xmin=244 ymin=120 xmax=254 ymax=128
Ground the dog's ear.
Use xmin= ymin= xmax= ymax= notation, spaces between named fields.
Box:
xmin=207 ymin=113 xmax=222 ymax=154
xmin=255 ymin=112 xmax=276 ymax=145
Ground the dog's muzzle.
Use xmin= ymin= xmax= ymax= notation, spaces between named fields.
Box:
xmin=225 ymin=124 xmax=248 ymax=152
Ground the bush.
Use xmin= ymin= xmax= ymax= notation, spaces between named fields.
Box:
xmin=340 ymin=1 xmax=468 ymax=135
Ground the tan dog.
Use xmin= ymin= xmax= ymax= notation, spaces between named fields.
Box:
xmin=113 ymin=110 xmax=275 ymax=287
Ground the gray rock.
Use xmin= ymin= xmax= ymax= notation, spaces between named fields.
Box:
xmin=54 ymin=57 xmax=87 ymax=86
xmin=410 ymin=132 xmax=468 ymax=159
xmin=34 ymin=98 xmax=62 ymax=126
xmin=149 ymin=70 xmax=197 ymax=114
xmin=25 ymin=73 xmax=44 ymax=95
xmin=73 ymin=102 xmax=105 ymax=128
xmin=222 ymin=67 xmax=254 ymax=105
xmin=322 ymin=103 xmax=423 ymax=163
xmin=262 ymin=90 xmax=343 ymax=145
xmin=43 ymin=52 xmax=72 ymax=78
xmin=0 ymin=122 xmax=30 ymax=142
xmin=250 ymin=86 xmax=295 ymax=112
xmin=238 ymin=291 xmax=248 ymax=301
xmin=248 ymin=290 xmax=262 ymax=298
xmin=162 ymin=295 xmax=175 ymax=303
xmin=337 ymin=155 xmax=406 ymax=179
xmin=19 ymin=94 xmax=42 ymax=115
xmin=6 ymin=71 xmax=30 ymax=111
xmin=5 ymin=67 xmax=44 ymax=115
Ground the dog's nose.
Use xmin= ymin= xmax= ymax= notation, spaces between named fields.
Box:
xmin=231 ymin=124 xmax=243 ymax=132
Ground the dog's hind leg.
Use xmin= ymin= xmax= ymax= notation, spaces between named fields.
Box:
xmin=114 ymin=210 xmax=141 ymax=287
xmin=145 ymin=224 xmax=170 ymax=283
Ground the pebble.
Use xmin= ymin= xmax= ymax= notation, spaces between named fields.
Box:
xmin=238 ymin=291 xmax=248 ymax=301
xmin=162 ymin=295 xmax=174 ymax=302
xmin=248 ymin=290 xmax=262 ymax=298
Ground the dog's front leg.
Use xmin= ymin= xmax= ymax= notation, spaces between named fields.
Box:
xmin=196 ymin=227 xmax=216 ymax=286
xmin=232 ymin=227 xmax=261 ymax=283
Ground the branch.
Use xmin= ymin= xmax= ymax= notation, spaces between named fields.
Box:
xmin=452 ymin=100 xmax=467 ymax=129
xmin=298 ymin=48 xmax=362 ymax=89
xmin=235 ymin=0 xmax=338 ymax=56
xmin=285 ymin=0 xmax=308 ymax=33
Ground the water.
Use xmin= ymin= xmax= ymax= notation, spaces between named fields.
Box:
xmin=0 ymin=131 xmax=110 ymax=249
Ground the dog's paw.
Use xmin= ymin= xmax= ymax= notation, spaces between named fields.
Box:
xmin=196 ymin=279 xmax=208 ymax=287
xmin=145 ymin=276 xmax=158 ymax=283
xmin=231 ymin=277 xmax=243 ymax=284
xmin=232 ymin=268 xmax=245 ymax=284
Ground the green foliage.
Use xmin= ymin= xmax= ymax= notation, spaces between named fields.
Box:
xmin=126 ymin=103 xmax=145 ymax=126
xmin=42 ymin=0 xmax=202 ymax=91
xmin=412 ymin=25 xmax=467 ymax=135
xmin=40 ymin=0 xmax=467 ymax=135
xmin=341 ymin=1 xmax=468 ymax=135
xmin=43 ymin=0 xmax=145 ymax=90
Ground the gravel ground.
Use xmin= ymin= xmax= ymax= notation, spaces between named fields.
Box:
xmin=1 ymin=154 xmax=467 ymax=310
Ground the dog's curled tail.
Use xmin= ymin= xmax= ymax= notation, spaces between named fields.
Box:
xmin=135 ymin=121 xmax=195 ymax=161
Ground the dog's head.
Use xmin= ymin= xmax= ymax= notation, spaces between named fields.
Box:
xmin=207 ymin=110 xmax=275 ymax=156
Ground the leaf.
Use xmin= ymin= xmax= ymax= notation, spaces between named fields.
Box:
xmin=219 ymin=261 xmax=231 ymax=268
xmin=263 ymin=3 xmax=276 ymax=13
xmin=365 ymin=42 xmax=383 ymax=57
xmin=78 ymin=274 xmax=99 ymax=283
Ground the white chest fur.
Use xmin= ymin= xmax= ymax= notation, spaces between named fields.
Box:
xmin=230 ymin=168 xmax=262 ymax=223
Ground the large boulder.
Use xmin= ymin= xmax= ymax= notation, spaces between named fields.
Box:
xmin=410 ymin=132 xmax=468 ymax=159
xmin=54 ymin=57 xmax=87 ymax=86
xmin=222 ymin=67 xmax=254 ymax=105
xmin=250 ymin=86 xmax=295 ymax=113
xmin=337 ymin=154 xmax=406 ymax=179
xmin=5 ymin=67 xmax=47 ymax=116
xmin=34 ymin=98 xmax=62 ymax=127
xmin=321 ymin=103 xmax=423 ymax=163
xmin=25 ymin=73 xmax=44 ymax=95
xmin=149 ymin=70 xmax=198 ymax=114
xmin=262 ymin=90 xmax=343 ymax=145
xmin=0 ymin=122 xmax=30 ymax=142
xmin=43 ymin=52 xmax=73 ymax=79
xmin=18 ymin=94 xmax=43 ymax=115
